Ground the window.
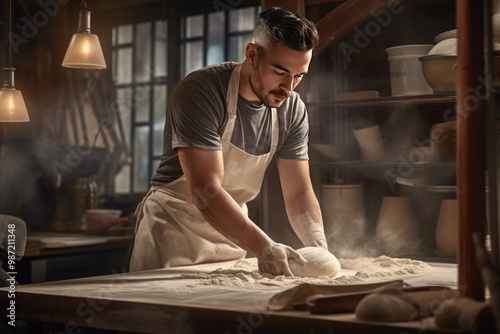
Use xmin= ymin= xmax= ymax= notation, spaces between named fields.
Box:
xmin=181 ymin=6 xmax=259 ymax=77
xmin=112 ymin=5 xmax=259 ymax=194
xmin=112 ymin=20 xmax=168 ymax=194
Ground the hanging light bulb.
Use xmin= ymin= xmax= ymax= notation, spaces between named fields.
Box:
xmin=0 ymin=68 xmax=29 ymax=122
xmin=62 ymin=2 xmax=107 ymax=69
xmin=0 ymin=0 xmax=29 ymax=122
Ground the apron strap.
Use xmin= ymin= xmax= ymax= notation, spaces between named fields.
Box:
xmin=222 ymin=63 xmax=241 ymax=143
xmin=270 ymin=107 xmax=278 ymax=148
xmin=222 ymin=63 xmax=279 ymax=149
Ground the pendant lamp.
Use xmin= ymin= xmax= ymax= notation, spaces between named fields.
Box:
xmin=62 ymin=1 xmax=107 ymax=69
xmin=0 ymin=0 xmax=29 ymax=122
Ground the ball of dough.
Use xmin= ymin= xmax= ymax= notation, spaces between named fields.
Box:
xmin=288 ymin=247 xmax=341 ymax=278
xmin=355 ymin=292 xmax=419 ymax=322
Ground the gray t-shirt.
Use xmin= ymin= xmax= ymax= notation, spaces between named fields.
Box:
xmin=152 ymin=62 xmax=310 ymax=186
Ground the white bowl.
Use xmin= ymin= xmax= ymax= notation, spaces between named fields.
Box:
xmin=434 ymin=29 xmax=500 ymax=50
xmin=386 ymin=44 xmax=434 ymax=57
xmin=85 ymin=209 xmax=122 ymax=224
xmin=435 ymin=29 xmax=457 ymax=43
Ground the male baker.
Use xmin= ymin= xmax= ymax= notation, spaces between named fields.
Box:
xmin=129 ymin=7 xmax=328 ymax=276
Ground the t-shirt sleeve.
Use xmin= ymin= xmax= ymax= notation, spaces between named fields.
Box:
xmin=276 ymin=96 xmax=309 ymax=160
xmin=169 ymin=73 xmax=226 ymax=151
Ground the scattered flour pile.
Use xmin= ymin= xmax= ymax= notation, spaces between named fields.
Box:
xmin=340 ymin=256 xmax=431 ymax=275
xmin=181 ymin=256 xmax=431 ymax=288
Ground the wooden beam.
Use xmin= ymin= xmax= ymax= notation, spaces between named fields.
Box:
xmin=313 ymin=0 xmax=409 ymax=57
xmin=456 ymin=0 xmax=486 ymax=300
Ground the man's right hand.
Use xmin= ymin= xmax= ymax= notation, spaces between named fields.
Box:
xmin=256 ymin=242 xmax=306 ymax=276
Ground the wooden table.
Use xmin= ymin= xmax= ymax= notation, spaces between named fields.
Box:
xmin=0 ymin=260 xmax=461 ymax=334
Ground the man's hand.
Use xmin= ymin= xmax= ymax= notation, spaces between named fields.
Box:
xmin=257 ymin=242 xmax=306 ymax=276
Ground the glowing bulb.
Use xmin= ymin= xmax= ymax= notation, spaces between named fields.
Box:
xmin=82 ymin=40 xmax=90 ymax=54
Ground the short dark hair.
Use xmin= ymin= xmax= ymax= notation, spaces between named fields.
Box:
xmin=252 ymin=7 xmax=319 ymax=52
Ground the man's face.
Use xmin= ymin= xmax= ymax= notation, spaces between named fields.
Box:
xmin=248 ymin=43 xmax=312 ymax=108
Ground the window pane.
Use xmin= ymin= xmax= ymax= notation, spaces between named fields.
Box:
xmin=229 ymin=7 xmax=255 ymax=33
xmin=116 ymin=88 xmax=132 ymax=146
xmin=135 ymin=22 xmax=152 ymax=82
xmin=135 ymin=85 xmax=150 ymax=122
xmin=112 ymin=49 xmax=117 ymax=82
xmin=155 ymin=20 xmax=168 ymax=77
xmin=228 ymin=35 xmax=250 ymax=61
xmin=208 ymin=12 xmax=225 ymax=64
xmin=186 ymin=15 xmax=204 ymax=38
xmin=134 ymin=126 xmax=150 ymax=192
xmin=112 ymin=27 xmax=117 ymax=45
xmin=184 ymin=41 xmax=203 ymax=76
xmin=154 ymin=85 xmax=167 ymax=156
xmin=116 ymin=47 xmax=132 ymax=84
xmin=118 ymin=24 xmax=133 ymax=44
xmin=115 ymin=165 xmax=130 ymax=194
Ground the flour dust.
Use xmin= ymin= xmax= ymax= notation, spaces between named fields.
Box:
xmin=180 ymin=256 xmax=431 ymax=288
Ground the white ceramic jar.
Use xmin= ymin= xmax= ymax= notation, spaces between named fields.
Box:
xmin=386 ymin=44 xmax=434 ymax=96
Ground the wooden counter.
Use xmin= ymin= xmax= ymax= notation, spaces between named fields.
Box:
xmin=17 ymin=232 xmax=133 ymax=284
xmin=0 ymin=260 xmax=462 ymax=334
xmin=24 ymin=232 xmax=133 ymax=257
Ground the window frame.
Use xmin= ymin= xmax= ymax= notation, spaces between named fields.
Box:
xmin=104 ymin=1 xmax=260 ymax=195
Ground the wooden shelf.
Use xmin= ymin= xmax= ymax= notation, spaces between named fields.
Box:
xmin=307 ymin=94 xmax=456 ymax=108
xmin=310 ymin=160 xmax=455 ymax=169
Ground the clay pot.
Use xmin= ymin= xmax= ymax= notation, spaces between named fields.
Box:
xmin=435 ymin=199 xmax=458 ymax=258
xmin=376 ymin=196 xmax=420 ymax=255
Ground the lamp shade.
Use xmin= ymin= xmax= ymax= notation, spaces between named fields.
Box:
xmin=62 ymin=10 xmax=107 ymax=69
xmin=0 ymin=88 xmax=29 ymax=122
xmin=0 ymin=68 xmax=29 ymax=122
xmin=62 ymin=33 xmax=107 ymax=69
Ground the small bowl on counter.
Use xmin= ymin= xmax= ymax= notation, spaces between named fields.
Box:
xmin=84 ymin=209 xmax=128 ymax=235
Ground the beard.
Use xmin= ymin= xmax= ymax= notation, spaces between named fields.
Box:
xmin=249 ymin=62 xmax=290 ymax=108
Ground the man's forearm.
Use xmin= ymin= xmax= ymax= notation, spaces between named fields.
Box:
xmin=286 ymin=193 xmax=328 ymax=249
xmin=292 ymin=211 xmax=328 ymax=249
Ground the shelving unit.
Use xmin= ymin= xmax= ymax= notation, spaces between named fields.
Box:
xmin=308 ymin=93 xmax=459 ymax=262
xmin=260 ymin=0 xmax=495 ymax=300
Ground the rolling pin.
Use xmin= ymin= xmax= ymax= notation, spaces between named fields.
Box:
xmin=306 ymin=285 xmax=453 ymax=315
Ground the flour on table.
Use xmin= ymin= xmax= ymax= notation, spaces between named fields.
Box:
xmin=181 ymin=255 xmax=431 ymax=288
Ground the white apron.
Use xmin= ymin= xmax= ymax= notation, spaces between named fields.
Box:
xmin=129 ymin=63 xmax=279 ymax=271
